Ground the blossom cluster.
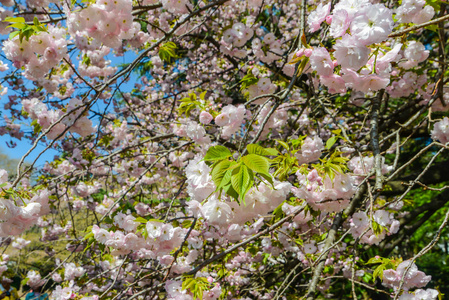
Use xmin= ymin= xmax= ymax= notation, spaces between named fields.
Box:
xmin=431 ymin=117 xmax=449 ymax=144
xmin=67 ymin=0 xmax=137 ymax=49
xmin=304 ymin=0 xmax=432 ymax=96
xmin=292 ymin=167 xmax=356 ymax=213
xmin=383 ymin=260 xmax=434 ymax=292
xmin=0 ymin=0 xmax=445 ymax=299
xmin=3 ymin=25 xmax=67 ymax=80
xmin=349 ymin=210 xmax=400 ymax=245
xmin=0 ymin=170 xmax=50 ymax=237
xmin=22 ymin=98 xmax=95 ymax=139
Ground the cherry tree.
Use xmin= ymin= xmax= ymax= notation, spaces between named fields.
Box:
xmin=0 ymin=0 xmax=447 ymax=299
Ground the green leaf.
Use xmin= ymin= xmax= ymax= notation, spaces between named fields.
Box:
xmin=158 ymin=41 xmax=178 ymax=63
xmin=273 ymin=201 xmax=285 ymax=220
xmin=240 ymin=71 xmax=259 ymax=91
xmin=425 ymin=0 xmax=440 ymax=10
xmin=241 ymin=154 xmax=270 ymax=176
xmin=223 ymin=182 xmax=239 ymax=201
xmin=325 ymin=136 xmax=338 ymax=150
xmin=425 ymin=24 xmax=438 ymax=32
xmin=147 ymin=218 xmax=163 ymax=223
xmin=246 ymin=144 xmax=279 ymax=156
xmin=277 ymin=140 xmax=290 ymax=151
xmin=182 ymin=278 xmax=195 ymax=291
xmin=220 ymin=165 xmax=234 ymax=187
xmin=82 ymin=237 xmax=95 ymax=255
xmin=211 ymin=159 xmax=232 ymax=187
xmin=135 ymin=217 xmax=148 ymax=223
xmin=21 ymin=27 xmax=35 ymax=42
xmin=197 ymin=288 xmax=203 ymax=300
xmin=362 ymin=272 xmax=373 ymax=283
xmin=366 ymin=256 xmax=383 ymax=264
xmin=9 ymin=30 xmax=19 ymax=40
xmin=36 ymin=25 xmax=46 ymax=32
xmin=83 ymin=232 xmax=94 ymax=240
xmin=6 ymin=23 xmax=26 ymax=29
xmin=220 ymin=167 xmax=235 ymax=188
xmin=203 ymin=145 xmax=232 ymax=161
xmin=373 ymin=264 xmax=386 ymax=281
xmin=296 ymin=57 xmax=310 ymax=76
xmin=3 ymin=17 xmax=25 ymax=23
xmin=262 ymin=253 xmax=270 ymax=264
xmin=182 ymin=276 xmax=212 ymax=300
xmin=258 ymin=172 xmax=274 ymax=186
xmin=231 ymin=165 xmax=252 ymax=202
xmin=181 ymin=220 xmax=193 ymax=228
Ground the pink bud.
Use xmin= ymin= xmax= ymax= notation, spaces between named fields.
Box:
xmin=304 ymin=49 xmax=313 ymax=57
xmin=325 ymin=15 xmax=332 ymax=25
xmin=296 ymin=48 xmax=305 ymax=57
xmin=333 ymin=60 xmax=338 ymax=67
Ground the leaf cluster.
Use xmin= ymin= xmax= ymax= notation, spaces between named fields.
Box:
xmin=271 ymin=137 xmax=305 ymax=181
xmin=203 ymin=144 xmax=278 ymax=204
xmin=240 ymin=71 xmax=259 ymax=91
xmin=5 ymin=17 xmax=47 ymax=43
xmin=178 ymin=91 xmax=207 ymax=117
xmin=182 ymin=276 xmax=213 ymax=299
xmin=158 ymin=41 xmax=178 ymax=63
xmin=366 ymin=256 xmax=403 ymax=282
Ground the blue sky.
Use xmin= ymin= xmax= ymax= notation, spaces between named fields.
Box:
xmin=0 ymin=42 xmax=141 ymax=168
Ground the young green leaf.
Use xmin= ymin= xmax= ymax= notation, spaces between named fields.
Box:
xmin=33 ymin=16 xmax=40 ymax=26
xmin=240 ymin=71 xmax=259 ymax=91
xmin=203 ymin=145 xmax=232 ymax=161
xmin=223 ymin=182 xmax=239 ymax=201
xmin=134 ymin=217 xmax=148 ymax=223
xmin=325 ymin=136 xmax=338 ymax=150
xmin=373 ymin=264 xmax=386 ymax=281
xmin=246 ymin=144 xmax=279 ymax=156
xmin=9 ymin=30 xmax=20 ymax=40
xmin=366 ymin=256 xmax=383 ymax=264
xmin=83 ymin=232 xmax=94 ymax=241
xmin=258 ymin=172 xmax=274 ymax=186
xmin=6 ymin=22 xmax=26 ymax=29
xmin=277 ymin=140 xmax=290 ymax=151
xmin=211 ymin=159 xmax=232 ymax=187
xmin=241 ymin=154 xmax=270 ymax=176
xmin=3 ymin=17 xmax=26 ymax=23
xmin=231 ymin=165 xmax=252 ymax=202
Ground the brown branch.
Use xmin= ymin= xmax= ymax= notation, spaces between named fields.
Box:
xmin=186 ymin=206 xmax=306 ymax=276
xmin=371 ymin=90 xmax=383 ymax=191
xmin=304 ymin=184 xmax=367 ymax=300
xmin=388 ymin=14 xmax=449 ymax=38
xmin=436 ymin=4 xmax=447 ymax=106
